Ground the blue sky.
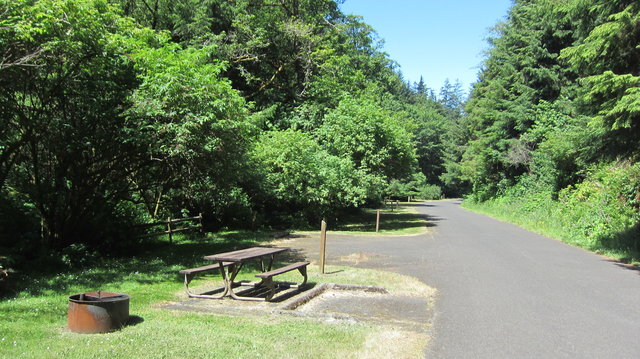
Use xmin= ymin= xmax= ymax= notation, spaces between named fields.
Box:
xmin=339 ymin=0 xmax=513 ymax=94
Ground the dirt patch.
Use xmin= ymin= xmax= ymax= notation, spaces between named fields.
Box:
xmin=291 ymin=287 xmax=431 ymax=331
xmin=338 ymin=252 xmax=388 ymax=264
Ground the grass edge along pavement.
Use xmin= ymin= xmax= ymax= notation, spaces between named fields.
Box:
xmin=462 ymin=199 xmax=640 ymax=267
xmin=0 ymin=223 xmax=434 ymax=358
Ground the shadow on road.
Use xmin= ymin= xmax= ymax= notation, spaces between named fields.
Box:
xmin=605 ymin=259 xmax=640 ymax=275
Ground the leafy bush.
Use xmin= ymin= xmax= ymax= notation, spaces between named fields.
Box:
xmin=418 ymin=184 xmax=443 ymax=200
xmin=558 ymin=162 xmax=640 ymax=252
xmin=317 ymin=96 xmax=417 ymax=181
xmin=251 ymin=129 xmax=379 ymax=223
xmin=385 ymin=174 xmax=442 ymax=200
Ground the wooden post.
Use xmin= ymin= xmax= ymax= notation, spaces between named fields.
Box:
xmin=319 ymin=220 xmax=327 ymax=274
xmin=376 ymin=209 xmax=380 ymax=233
xmin=167 ymin=217 xmax=172 ymax=243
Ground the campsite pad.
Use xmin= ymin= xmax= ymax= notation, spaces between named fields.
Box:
xmin=161 ymin=283 xmax=431 ymax=331
xmin=291 ymin=287 xmax=431 ymax=331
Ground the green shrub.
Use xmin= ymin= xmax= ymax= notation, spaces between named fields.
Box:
xmin=558 ymin=162 xmax=640 ymax=252
xmin=418 ymin=184 xmax=443 ymax=200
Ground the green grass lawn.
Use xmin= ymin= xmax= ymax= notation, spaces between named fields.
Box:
xmin=0 ymin=225 xmax=431 ymax=358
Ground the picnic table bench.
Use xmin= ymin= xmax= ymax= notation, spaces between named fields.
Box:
xmin=255 ymin=261 xmax=309 ymax=301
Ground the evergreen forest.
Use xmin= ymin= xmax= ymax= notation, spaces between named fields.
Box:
xmin=1 ymin=0 xmax=639 ymax=267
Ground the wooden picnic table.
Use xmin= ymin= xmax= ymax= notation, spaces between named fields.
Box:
xmin=204 ymin=247 xmax=289 ymax=301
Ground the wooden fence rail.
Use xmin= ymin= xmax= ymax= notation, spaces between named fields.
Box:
xmin=135 ymin=213 xmax=203 ymax=243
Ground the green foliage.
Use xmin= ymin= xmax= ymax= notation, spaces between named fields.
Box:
xmin=0 ymin=191 xmax=40 ymax=261
xmin=456 ymin=0 xmax=580 ymax=198
xmin=252 ymin=129 xmax=377 ymax=222
xmin=318 ymin=96 xmax=418 ymax=181
xmin=557 ymin=162 xmax=640 ymax=250
xmin=124 ymin=38 xmax=254 ymax=220
xmin=411 ymin=98 xmax=448 ymax=184
xmin=0 ymin=0 xmax=146 ymax=250
xmin=386 ymin=173 xmax=442 ymax=200
xmin=418 ymin=184 xmax=443 ymax=200
xmin=0 ymin=0 xmax=252 ymax=257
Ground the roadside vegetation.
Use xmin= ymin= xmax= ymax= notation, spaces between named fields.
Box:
xmin=463 ymin=162 xmax=640 ymax=265
xmin=453 ymin=0 xmax=640 ymax=264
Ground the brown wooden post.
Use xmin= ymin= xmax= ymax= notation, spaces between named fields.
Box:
xmin=376 ymin=209 xmax=380 ymax=233
xmin=167 ymin=217 xmax=172 ymax=243
xmin=319 ymin=220 xmax=327 ymax=274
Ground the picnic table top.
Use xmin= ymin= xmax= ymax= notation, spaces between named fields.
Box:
xmin=203 ymin=247 xmax=287 ymax=262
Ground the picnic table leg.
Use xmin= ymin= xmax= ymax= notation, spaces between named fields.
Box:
xmin=226 ymin=262 xmax=265 ymax=301
xmin=266 ymin=254 xmax=276 ymax=271
xmin=259 ymin=265 xmax=307 ymax=301
xmin=258 ymin=254 xmax=277 ymax=273
xmin=262 ymin=277 xmax=276 ymax=301
xmin=218 ymin=262 xmax=239 ymax=298
xmin=182 ymin=270 xmax=228 ymax=300
xmin=182 ymin=272 xmax=197 ymax=297
xmin=227 ymin=258 xmax=283 ymax=301
xmin=225 ymin=263 xmax=243 ymax=288
xmin=256 ymin=254 xmax=278 ymax=289
xmin=293 ymin=265 xmax=308 ymax=288
xmin=213 ymin=262 xmax=231 ymax=298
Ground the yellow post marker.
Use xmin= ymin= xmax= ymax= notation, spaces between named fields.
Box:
xmin=319 ymin=220 xmax=327 ymax=274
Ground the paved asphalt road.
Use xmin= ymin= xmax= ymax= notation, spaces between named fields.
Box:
xmin=299 ymin=200 xmax=640 ymax=358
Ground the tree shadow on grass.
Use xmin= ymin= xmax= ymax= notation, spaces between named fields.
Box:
xmin=332 ymin=211 xmax=442 ymax=233
xmin=595 ymin=224 xmax=640 ymax=271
